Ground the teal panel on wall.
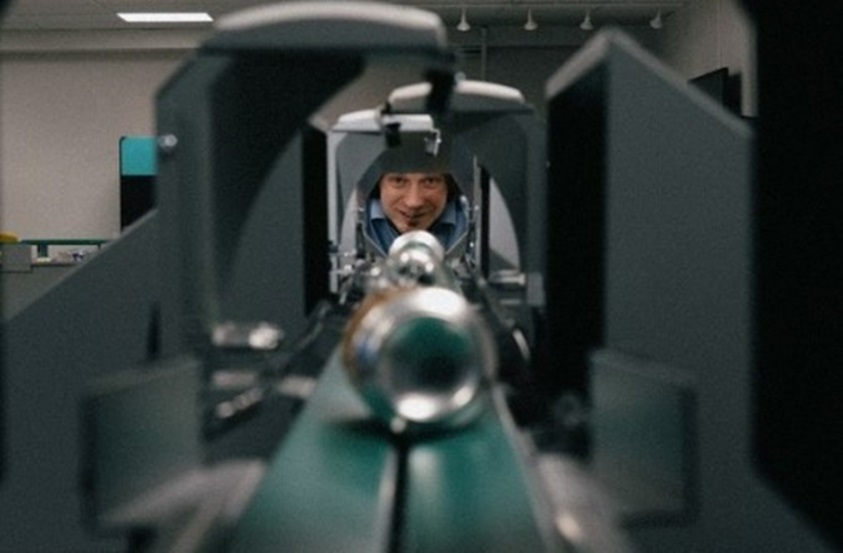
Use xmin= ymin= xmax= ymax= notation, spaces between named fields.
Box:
xmin=120 ymin=136 xmax=157 ymax=176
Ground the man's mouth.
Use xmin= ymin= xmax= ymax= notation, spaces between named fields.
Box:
xmin=401 ymin=212 xmax=426 ymax=227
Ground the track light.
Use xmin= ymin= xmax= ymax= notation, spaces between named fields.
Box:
xmin=579 ymin=11 xmax=594 ymax=31
xmin=649 ymin=10 xmax=663 ymax=29
xmin=524 ymin=8 xmax=538 ymax=31
xmin=457 ymin=8 xmax=471 ymax=32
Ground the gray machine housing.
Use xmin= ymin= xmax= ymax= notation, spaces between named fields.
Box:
xmin=1 ymin=3 xmax=838 ymax=553
xmin=328 ymin=79 xmax=543 ymax=286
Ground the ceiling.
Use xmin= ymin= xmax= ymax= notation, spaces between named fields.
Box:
xmin=1 ymin=0 xmax=684 ymax=32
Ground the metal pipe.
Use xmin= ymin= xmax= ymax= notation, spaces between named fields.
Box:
xmin=341 ymin=231 xmax=496 ymax=433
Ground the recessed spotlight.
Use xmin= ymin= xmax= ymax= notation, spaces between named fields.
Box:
xmin=118 ymin=13 xmax=213 ymax=23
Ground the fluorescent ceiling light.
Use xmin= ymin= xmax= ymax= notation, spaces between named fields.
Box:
xmin=118 ymin=12 xmax=213 ymax=23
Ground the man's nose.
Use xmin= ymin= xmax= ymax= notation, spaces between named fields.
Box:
xmin=403 ymin=184 xmax=424 ymax=207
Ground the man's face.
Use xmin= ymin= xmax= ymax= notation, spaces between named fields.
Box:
xmin=378 ymin=172 xmax=449 ymax=233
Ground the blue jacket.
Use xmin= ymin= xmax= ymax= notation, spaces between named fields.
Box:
xmin=365 ymin=197 xmax=468 ymax=256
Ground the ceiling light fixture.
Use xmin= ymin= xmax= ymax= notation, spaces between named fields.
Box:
xmin=457 ymin=8 xmax=471 ymax=32
xmin=580 ymin=11 xmax=594 ymax=31
xmin=524 ymin=8 xmax=538 ymax=31
xmin=649 ymin=10 xmax=663 ymax=29
xmin=118 ymin=12 xmax=213 ymax=23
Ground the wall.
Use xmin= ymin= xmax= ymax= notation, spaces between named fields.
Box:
xmin=0 ymin=2 xmax=754 ymax=245
xmin=654 ymin=0 xmax=756 ymax=115
xmin=0 ymin=30 xmax=574 ymax=243
xmin=0 ymin=32 xmax=195 ymax=241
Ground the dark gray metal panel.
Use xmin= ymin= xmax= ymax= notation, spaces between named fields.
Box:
xmin=220 ymin=133 xmax=309 ymax=333
xmin=594 ymin=34 xmax=757 ymax=552
xmin=448 ymin=112 xmax=546 ymax=277
xmin=81 ymin=356 xmax=202 ymax=523
xmin=155 ymin=53 xmax=364 ymax=357
xmin=601 ymin=33 xmax=752 ymax=373
xmin=545 ymin=30 xmax=834 ymax=553
xmin=543 ymin=46 xmax=608 ymax=396
xmin=155 ymin=55 xmax=231 ymax=357
xmin=0 ymin=214 xmax=160 ymax=552
xmin=81 ymin=355 xmax=270 ymax=552
xmin=155 ymin=3 xmax=454 ymax=359
xmin=2 ymin=262 xmax=76 ymax=320
xmin=589 ymin=349 xmax=696 ymax=523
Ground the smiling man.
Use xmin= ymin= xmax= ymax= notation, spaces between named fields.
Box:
xmin=365 ymin=171 xmax=468 ymax=256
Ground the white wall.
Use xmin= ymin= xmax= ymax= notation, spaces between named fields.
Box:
xmin=1 ymin=50 xmax=183 ymax=239
xmin=0 ymin=5 xmax=754 ymax=244
xmin=0 ymin=31 xmax=202 ymax=242
xmin=0 ymin=30 xmax=582 ymax=243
